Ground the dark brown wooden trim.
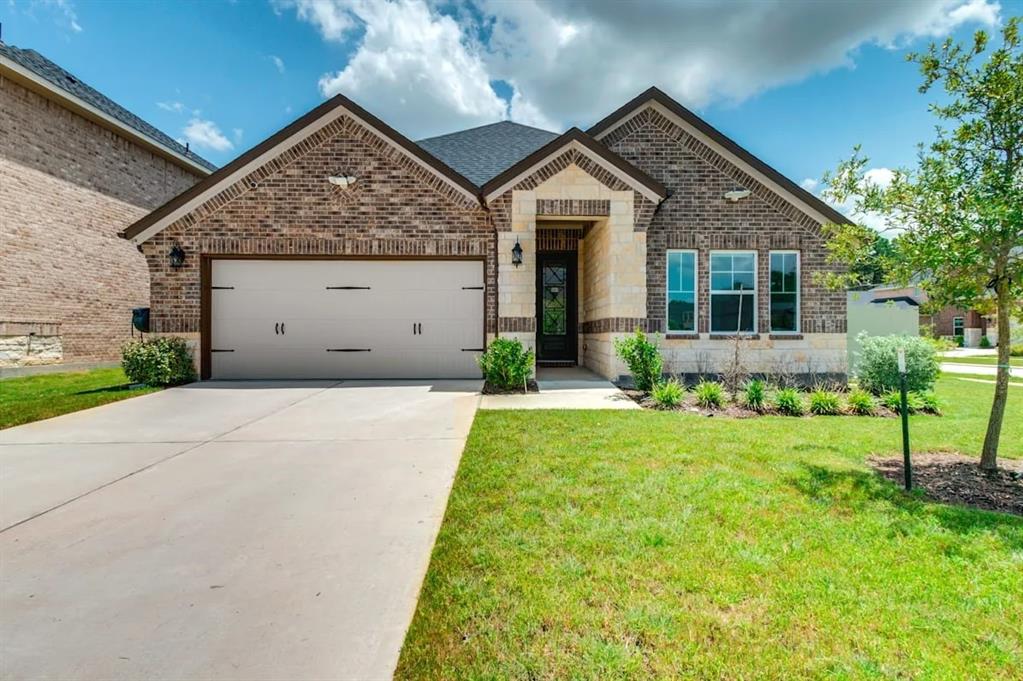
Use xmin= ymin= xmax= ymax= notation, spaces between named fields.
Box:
xmin=480 ymin=127 xmax=667 ymax=200
xmin=121 ymin=94 xmax=481 ymax=242
xmin=586 ymin=86 xmax=850 ymax=226
xmin=199 ymin=254 xmax=487 ymax=380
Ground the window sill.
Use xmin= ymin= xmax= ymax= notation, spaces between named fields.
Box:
xmin=769 ymin=333 xmax=803 ymax=340
xmin=665 ymin=333 xmax=700 ymax=340
xmin=708 ymin=333 xmax=761 ymax=340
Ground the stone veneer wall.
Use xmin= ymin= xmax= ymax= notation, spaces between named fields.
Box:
xmin=599 ymin=106 xmax=848 ymax=380
xmin=0 ymin=74 xmax=203 ymax=366
xmin=142 ymin=114 xmax=496 ymax=358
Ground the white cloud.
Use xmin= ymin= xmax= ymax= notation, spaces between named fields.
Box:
xmin=269 ymin=55 xmax=286 ymax=73
xmin=233 ymin=128 xmax=244 ymax=144
xmin=183 ymin=118 xmax=234 ymax=152
xmin=283 ymin=0 xmax=1000 ymax=140
xmin=24 ymin=0 xmax=82 ymax=32
xmin=864 ymin=167 xmax=895 ymax=188
xmin=157 ymin=101 xmax=186 ymax=113
xmin=800 ymin=178 xmax=820 ymax=191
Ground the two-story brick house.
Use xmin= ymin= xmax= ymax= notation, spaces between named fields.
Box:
xmin=0 ymin=43 xmax=213 ymax=370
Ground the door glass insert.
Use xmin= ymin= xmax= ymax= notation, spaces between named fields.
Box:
xmin=542 ymin=264 xmax=567 ymax=335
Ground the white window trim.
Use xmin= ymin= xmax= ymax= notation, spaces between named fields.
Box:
xmin=953 ymin=316 xmax=965 ymax=335
xmin=709 ymin=249 xmax=758 ymax=335
xmin=665 ymin=249 xmax=698 ymax=334
xmin=769 ymin=250 xmax=801 ymax=334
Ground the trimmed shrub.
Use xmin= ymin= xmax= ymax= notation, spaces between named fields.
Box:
xmin=774 ymin=387 xmax=805 ymax=416
xmin=882 ymin=390 xmax=924 ymax=414
xmin=855 ymin=333 xmax=939 ymax=394
xmin=651 ymin=379 xmax=685 ymax=409
xmin=613 ymin=329 xmax=663 ymax=392
xmin=743 ymin=379 xmax=767 ymax=412
xmin=918 ymin=391 xmax=942 ymax=415
xmin=979 ymin=335 xmax=991 ymax=349
xmin=922 ymin=335 xmax=955 ymax=353
xmin=694 ymin=380 xmax=725 ymax=409
xmin=1010 ymin=344 xmax=1023 ymax=357
xmin=121 ymin=337 xmax=196 ymax=387
xmin=477 ymin=338 xmax=534 ymax=390
xmin=809 ymin=388 xmax=842 ymax=415
xmin=954 ymin=334 xmax=965 ymax=347
xmin=846 ymin=388 xmax=876 ymax=416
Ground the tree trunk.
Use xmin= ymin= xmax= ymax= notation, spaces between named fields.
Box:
xmin=979 ymin=277 xmax=1011 ymax=470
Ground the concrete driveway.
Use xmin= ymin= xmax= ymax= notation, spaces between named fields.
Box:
xmin=0 ymin=380 xmax=480 ymax=680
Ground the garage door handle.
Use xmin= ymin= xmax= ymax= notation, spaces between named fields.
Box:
xmin=461 ymin=348 xmax=485 ymax=352
xmin=275 ymin=322 xmax=279 ymax=335
xmin=326 ymin=348 xmax=371 ymax=352
xmin=326 ymin=286 xmax=371 ymax=290
xmin=462 ymin=286 xmax=484 ymax=290
xmin=281 ymin=323 xmax=285 ymax=335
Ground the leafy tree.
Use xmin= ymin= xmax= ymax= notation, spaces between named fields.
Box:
xmin=822 ymin=18 xmax=1023 ymax=470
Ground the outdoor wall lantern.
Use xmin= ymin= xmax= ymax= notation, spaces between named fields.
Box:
xmin=511 ymin=239 xmax=523 ymax=267
xmin=168 ymin=244 xmax=186 ymax=268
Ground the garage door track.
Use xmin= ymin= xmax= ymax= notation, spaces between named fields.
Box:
xmin=0 ymin=380 xmax=480 ymax=680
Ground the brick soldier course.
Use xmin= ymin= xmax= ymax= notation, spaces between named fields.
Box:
xmin=122 ymin=86 xmax=851 ymax=382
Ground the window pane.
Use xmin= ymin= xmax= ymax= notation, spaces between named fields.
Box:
xmin=678 ymin=252 xmax=695 ymax=292
xmin=732 ymin=253 xmax=755 ymax=272
xmin=668 ymin=252 xmax=681 ymax=291
xmin=770 ymin=253 xmax=798 ymax=293
xmin=710 ymin=253 xmax=731 ymax=273
xmin=732 ymin=271 xmax=755 ymax=291
xmin=668 ymin=291 xmax=696 ymax=332
xmin=711 ymin=272 xmax=732 ymax=291
xmin=711 ymin=293 xmax=754 ymax=333
xmin=771 ymin=293 xmax=797 ymax=332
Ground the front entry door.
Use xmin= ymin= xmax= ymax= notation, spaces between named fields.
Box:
xmin=536 ymin=251 xmax=577 ymax=363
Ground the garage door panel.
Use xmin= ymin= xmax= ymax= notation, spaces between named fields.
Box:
xmin=210 ymin=259 xmax=485 ymax=379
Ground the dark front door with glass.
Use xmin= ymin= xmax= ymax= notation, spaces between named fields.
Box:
xmin=536 ymin=252 xmax=577 ymax=363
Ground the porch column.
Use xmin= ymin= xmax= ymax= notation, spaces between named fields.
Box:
xmin=497 ymin=190 xmax=537 ymax=353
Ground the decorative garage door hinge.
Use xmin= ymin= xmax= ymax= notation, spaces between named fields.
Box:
xmin=461 ymin=286 xmax=484 ymax=290
xmin=211 ymin=349 xmax=235 ymax=352
xmin=461 ymin=348 xmax=485 ymax=352
xmin=326 ymin=348 xmax=372 ymax=352
xmin=211 ymin=286 xmax=234 ymax=290
xmin=326 ymin=286 xmax=371 ymax=290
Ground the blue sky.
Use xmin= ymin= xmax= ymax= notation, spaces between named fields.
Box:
xmin=4 ymin=0 xmax=1019 ymax=194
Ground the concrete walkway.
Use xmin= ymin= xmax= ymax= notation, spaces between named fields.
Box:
xmin=940 ymin=362 xmax=1023 ymax=378
xmin=0 ymin=380 xmax=480 ymax=680
xmin=479 ymin=366 xmax=639 ymax=410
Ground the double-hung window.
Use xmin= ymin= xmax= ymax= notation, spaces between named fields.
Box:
xmin=953 ymin=317 xmax=965 ymax=337
xmin=769 ymin=251 xmax=800 ymax=333
xmin=666 ymin=250 xmax=697 ymax=333
xmin=709 ymin=251 xmax=756 ymax=333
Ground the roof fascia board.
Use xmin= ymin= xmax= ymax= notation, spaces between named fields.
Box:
xmin=592 ymin=96 xmax=847 ymax=226
xmin=483 ymin=138 xmax=662 ymax=204
xmin=127 ymin=98 xmax=481 ymax=244
xmin=0 ymin=55 xmax=212 ymax=176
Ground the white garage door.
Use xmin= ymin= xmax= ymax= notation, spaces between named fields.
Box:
xmin=209 ymin=259 xmax=485 ymax=379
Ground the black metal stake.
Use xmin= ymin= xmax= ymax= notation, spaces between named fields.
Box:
xmin=899 ymin=371 xmax=912 ymax=490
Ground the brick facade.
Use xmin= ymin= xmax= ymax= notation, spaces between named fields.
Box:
xmin=142 ymin=115 xmax=497 ymax=338
xmin=0 ymin=74 xmax=203 ymax=365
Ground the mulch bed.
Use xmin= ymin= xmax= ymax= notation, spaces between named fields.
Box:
xmin=618 ymin=387 xmax=904 ymax=419
xmin=481 ymin=379 xmax=539 ymax=395
xmin=869 ymin=453 xmax=1023 ymax=516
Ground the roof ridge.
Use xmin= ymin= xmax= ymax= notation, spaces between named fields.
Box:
xmin=417 ymin=119 xmax=558 ymax=143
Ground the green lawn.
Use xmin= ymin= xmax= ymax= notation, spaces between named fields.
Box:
xmin=941 ymin=355 xmax=1023 ymax=367
xmin=398 ymin=376 xmax=1022 ymax=679
xmin=0 ymin=367 xmax=160 ymax=429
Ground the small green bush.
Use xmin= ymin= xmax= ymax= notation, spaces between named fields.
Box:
xmin=881 ymin=390 xmax=924 ymax=414
xmin=774 ymin=387 xmax=805 ymax=416
xmin=743 ymin=379 xmax=767 ymax=412
xmin=694 ymin=380 xmax=725 ymax=409
xmin=922 ymin=335 xmax=955 ymax=353
xmin=477 ymin=338 xmax=534 ymax=390
xmin=613 ymin=329 xmax=663 ymax=392
xmin=979 ymin=335 xmax=991 ymax=349
xmin=121 ymin=337 xmax=196 ymax=387
xmin=1010 ymin=344 xmax=1023 ymax=357
xmin=855 ymin=333 xmax=939 ymax=394
xmin=651 ymin=379 xmax=685 ymax=409
xmin=917 ymin=391 xmax=941 ymax=415
xmin=846 ymin=388 xmax=876 ymax=415
xmin=809 ymin=388 xmax=842 ymax=415
xmin=954 ymin=334 xmax=965 ymax=347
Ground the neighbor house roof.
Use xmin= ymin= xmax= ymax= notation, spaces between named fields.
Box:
xmin=0 ymin=42 xmax=215 ymax=175
xmin=417 ymin=121 xmax=560 ymax=186
xmin=588 ymin=86 xmax=851 ymax=226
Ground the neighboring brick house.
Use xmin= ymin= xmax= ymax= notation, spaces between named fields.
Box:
xmin=921 ymin=305 xmax=995 ymax=347
xmin=121 ymin=87 xmax=849 ymax=382
xmin=0 ymin=43 xmax=213 ymax=368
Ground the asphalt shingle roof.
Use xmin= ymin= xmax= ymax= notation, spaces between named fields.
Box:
xmin=417 ymin=121 xmax=559 ymax=186
xmin=0 ymin=42 xmax=216 ymax=172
